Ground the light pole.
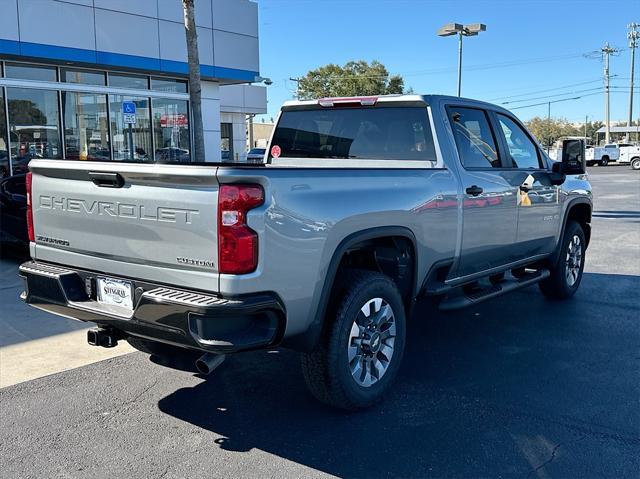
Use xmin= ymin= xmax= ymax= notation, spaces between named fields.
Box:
xmin=627 ymin=23 xmax=639 ymax=142
xmin=437 ymin=23 xmax=486 ymax=97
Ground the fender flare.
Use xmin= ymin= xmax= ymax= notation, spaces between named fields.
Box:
xmin=282 ymin=226 xmax=418 ymax=352
xmin=550 ymin=197 xmax=592 ymax=265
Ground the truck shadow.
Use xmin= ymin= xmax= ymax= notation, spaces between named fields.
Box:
xmin=158 ymin=272 xmax=640 ymax=477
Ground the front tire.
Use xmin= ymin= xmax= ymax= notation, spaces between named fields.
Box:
xmin=631 ymin=158 xmax=640 ymax=170
xmin=301 ymin=270 xmax=407 ymax=410
xmin=599 ymin=156 xmax=609 ymax=166
xmin=539 ymin=221 xmax=586 ymax=300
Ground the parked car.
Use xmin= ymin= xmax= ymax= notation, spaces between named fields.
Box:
xmin=247 ymin=148 xmax=266 ymax=163
xmin=19 ymin=95 xmax=592 ymax=410
xmin=0 ymin=173 xmax=28 ymax=246
xmin=585 ymin=143 xmax=619 ymax=166
xmin=155 ymin=147 xmax=191 ymax=162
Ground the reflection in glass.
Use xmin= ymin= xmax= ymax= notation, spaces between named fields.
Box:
xmin=63 ymin=92 xmax=110 ymax=161
xmin=61 ymin=68 xmax=106 ymax=86
xmin=109 ymin=95 xmax=152 ymax=161
xmin=7 ymin=87 xmax=61 ymax=174
xmin=152 ymin=98 xmax=190 ymax=162
xmin=151 ymin=78 xmax=187 ymax=94
xmin=0 ymin=89 xmax=9 ymax=178
xmin=221 ymin=122 xmax=233 ymax=161
xmin=109 ymin=73 xmax=148 ymax=90
xmin=5 ymin=63 xmax=57 ymax=82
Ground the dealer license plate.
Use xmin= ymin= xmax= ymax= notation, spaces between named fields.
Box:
xmin=96 ymin=277 xmax=134 ymax=312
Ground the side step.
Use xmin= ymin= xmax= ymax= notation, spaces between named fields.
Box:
xmin=438 ymin=269 xmax=550 ymax=311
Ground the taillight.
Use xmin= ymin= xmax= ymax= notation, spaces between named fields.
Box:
xmin=218 ymin=184 xmax=264 ymax=274
xmin=25 ymin=172 xmax=34 ymax=242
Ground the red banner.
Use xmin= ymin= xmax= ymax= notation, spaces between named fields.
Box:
xmin=160 ymin=114 xmax=188 ymax=127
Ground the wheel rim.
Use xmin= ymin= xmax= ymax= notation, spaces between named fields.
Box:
xmin=565 ymin=234 xmax=583 ymax=287
xmin=348 ymin=297 xmax=396 ymax=388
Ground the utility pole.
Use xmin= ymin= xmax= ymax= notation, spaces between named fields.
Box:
xmin=289 ymin=77 xmax=302 ymax=100
xmin=627 ymin=23 xmax=639 ymax=142
xmin=547 ymin=101 xmax=552 ymax=152
xmin=584 ymin=115 xmax=588 ymax=143
xmin=601 ymin=42 xmax=619 ymax=144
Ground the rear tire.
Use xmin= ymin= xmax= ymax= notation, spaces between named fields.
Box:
xmin=631 ymin=158 xmax=640 ymax=170
xmin=539 ymin=221 xmax=586 ymax=300
xmin=301 ymin=270 xmax=406 ymax=410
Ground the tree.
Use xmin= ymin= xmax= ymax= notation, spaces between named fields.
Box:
xmin=525 ymin=117 xmax=580 ymax=148
xmin=183 ymin=0 xmax=205 ymax=161
xmin=584 ymin=120 xmax=604 ymax=143
xmin=298 ymin=60 xmax=408 ymax=100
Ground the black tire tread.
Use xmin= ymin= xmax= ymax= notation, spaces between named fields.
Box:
xmin=301 ymin=269 xmax=404 ymax=410
xmin=539 ymin=220 xmax=585 ymax=300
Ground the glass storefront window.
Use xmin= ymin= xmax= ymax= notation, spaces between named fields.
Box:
xmin=61 ymin=68 xmax=106 ymax=86
xmin=109 ymin=95 xmax=152 ymax=162
xmin=109 ymin=73 xmax=148 ymax=90
xmin=5 ymin=63 xmax=57 ymax=82
xmin=1 ymin=88 xmax=9 ymax=178
xmin=151 ymin=78 xmax=188 ymax=94
xmin=7 ymin=87 xmax=62 ymax=173
xmin=62 ymin=92 xmax=110 ymax=161
xmin=152 ymin=98 xmax=190 ymax=162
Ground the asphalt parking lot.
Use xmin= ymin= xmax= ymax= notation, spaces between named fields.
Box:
xmin=1 ymin=167 xmax=638 ymax=478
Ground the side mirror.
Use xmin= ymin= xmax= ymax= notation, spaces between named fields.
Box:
xmin=550 ymin=162 xmax=566 ymax=185
xmin=560 ymin=139 xmax=586 ymax=175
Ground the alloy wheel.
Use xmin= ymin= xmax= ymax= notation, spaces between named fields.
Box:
xmin=347 ymin=297 xmax=396 ymax=388
xmin=565 ymin=234 xmax=583 ymax=287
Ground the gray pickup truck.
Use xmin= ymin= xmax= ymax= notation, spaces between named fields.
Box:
xmin=20 ymin=94 xmax=592 ymax=410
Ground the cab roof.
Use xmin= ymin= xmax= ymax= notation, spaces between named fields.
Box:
xmin=280 ymin=94 xmax=513 ymax=116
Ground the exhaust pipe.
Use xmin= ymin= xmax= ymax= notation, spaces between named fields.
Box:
xmin=87 ymin=328 xmax=118 ymax=348
xmin=195 ymin=353 xmax=226 ymax=375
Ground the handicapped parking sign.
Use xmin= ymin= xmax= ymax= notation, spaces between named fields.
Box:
xmin=122 ymin=102 xmax=136 ymax=114
xmin=122 ymin=101 xmax=137 ymax=124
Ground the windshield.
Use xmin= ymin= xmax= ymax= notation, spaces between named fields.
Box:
xmin=269 ymin=107 xmax=437 ymax=162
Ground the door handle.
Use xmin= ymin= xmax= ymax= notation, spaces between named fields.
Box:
xmin=88 ymin=172 xmax=124 ymax=188
xmin=465 ymin=185 xmax=483 ymax=196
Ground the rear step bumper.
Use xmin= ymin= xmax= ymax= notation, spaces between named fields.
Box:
xmin=438 ymin=269 xmax=550 ymax=311
xmin=19 ymin=261 xmax=285 ymax=354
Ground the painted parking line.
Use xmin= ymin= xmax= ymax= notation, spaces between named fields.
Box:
xmin=0 ymin=329 xmax=134 ymax=388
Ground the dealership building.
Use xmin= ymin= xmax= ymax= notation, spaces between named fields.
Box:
xmin=0 ymin=0 xmax=266 ymax=178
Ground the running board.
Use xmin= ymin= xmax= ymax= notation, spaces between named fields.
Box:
xmin=438 ymin=269 xmax=550 ymax=311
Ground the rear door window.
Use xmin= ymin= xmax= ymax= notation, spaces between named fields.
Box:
xmin=269 ymin=107 xmax=437 ymax=162
xmin=447 ymin=107 xmax=500 ymax=168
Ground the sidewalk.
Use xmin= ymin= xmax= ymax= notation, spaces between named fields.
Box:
xmin=0 ymin=250 xmax=132 ymax=388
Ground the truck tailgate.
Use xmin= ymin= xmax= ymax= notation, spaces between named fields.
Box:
xmin=29 ymin=160 xmax=220 ymax=293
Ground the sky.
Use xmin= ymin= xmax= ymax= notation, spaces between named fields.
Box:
xmin=255 ymin=0 xmax=639 ymax=124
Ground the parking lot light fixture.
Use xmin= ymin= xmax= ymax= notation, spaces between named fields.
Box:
xmin=437 ymin=23 xmax=487 ymax=97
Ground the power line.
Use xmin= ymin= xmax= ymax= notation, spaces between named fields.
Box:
xmin=502 ymin=87 xmax=605 ymax=104
xmin=488 ymin=78 xmax=605 ymax=101
xmin=509 ymin=91 xmax=603 ymax=110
